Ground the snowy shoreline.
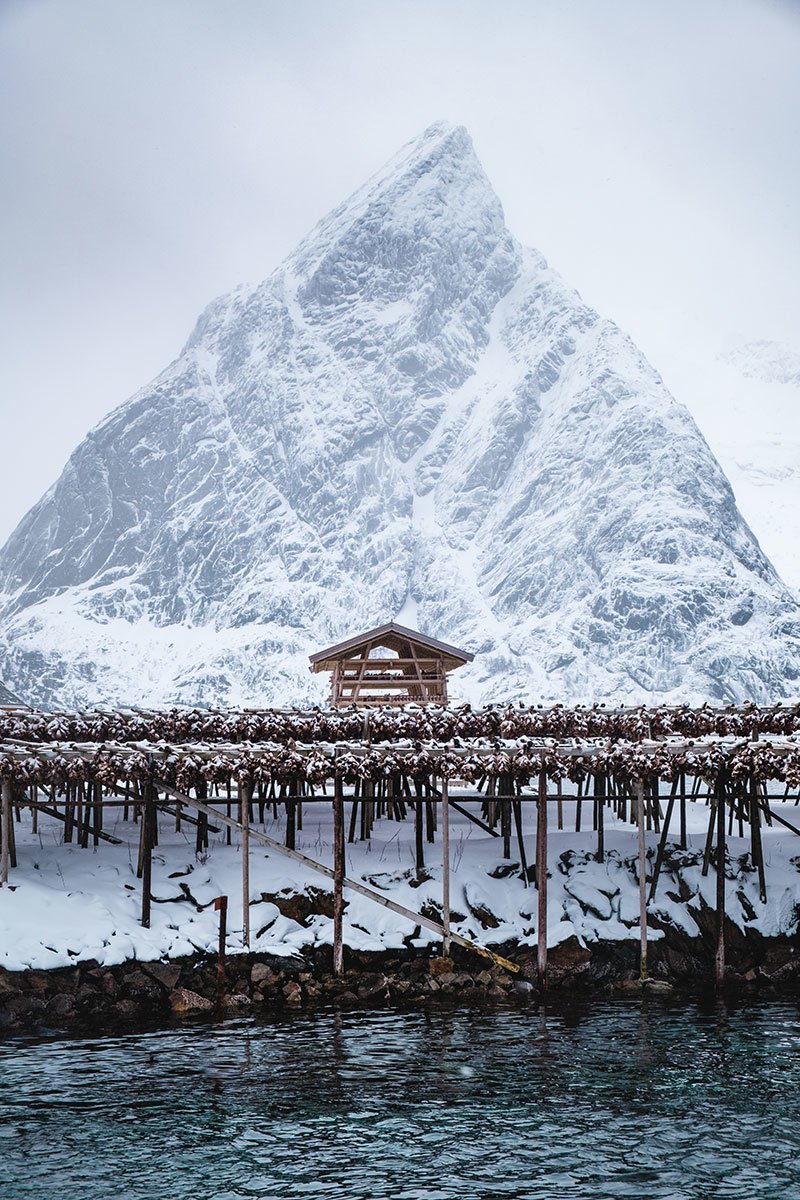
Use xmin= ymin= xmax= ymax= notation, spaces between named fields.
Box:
xmin=2 ymin=793 xmax=800 ymax=980
xmin=1 ymin=922 xmax=799 ymax=1035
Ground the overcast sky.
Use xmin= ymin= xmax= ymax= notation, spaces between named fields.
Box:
xmin=1 ymin=0 xmax=799 ymax=547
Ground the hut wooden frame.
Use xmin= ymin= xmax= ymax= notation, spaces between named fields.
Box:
xmin=308 ymin=622 xmax=474 ymax=707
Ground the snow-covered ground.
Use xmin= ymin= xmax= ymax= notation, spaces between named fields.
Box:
xmin=2 ymin=787 xmax=799 ymax=973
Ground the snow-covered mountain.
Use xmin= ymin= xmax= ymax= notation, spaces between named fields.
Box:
xmin=1 ymin=122 xmax=799 ymax=709
xmin=722 ymin=340 xmax=800 ymax=388
xmin=680 ymin=341 xmax=800 ymax=598
xmin=0 ymin=680 xmax=24 ymax=707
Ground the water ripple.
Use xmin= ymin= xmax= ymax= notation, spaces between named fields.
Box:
xmin=3 ymin=1000 xmax=800 ymax=1199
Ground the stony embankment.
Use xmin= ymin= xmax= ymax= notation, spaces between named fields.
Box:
xmin=1 ymin=915 xmax=799 ymax=1032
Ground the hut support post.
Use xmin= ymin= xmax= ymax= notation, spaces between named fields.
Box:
xmin=241 ymin=780 xmax=251 ymax=948
xmin=1 ymin=779 xmax=11 ymax=886
xmin=536 ymin=766 xmax=548 ymax=989
xmin=636 ymin=779 xmax=648 ymax=981
xmin=333 ymin=775 xmax=345 ymax=976
xmin=441 ymin=777 xmax=451 ymax=957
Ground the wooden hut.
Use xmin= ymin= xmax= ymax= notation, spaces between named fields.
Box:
xmin=309 ymin=622 xmax=473 ymax=708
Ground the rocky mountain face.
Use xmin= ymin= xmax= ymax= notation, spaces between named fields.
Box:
xmin=1 ymin=122 xmax=799 ymax=709
xmin=0 ymin=680 xmax=24 ymax=707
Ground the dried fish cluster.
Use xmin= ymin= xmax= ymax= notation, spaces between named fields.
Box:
xmin=2 ymin=701 xmax=799 ymax=747
xmin=1 ymin=734 xmax=800 ymax=792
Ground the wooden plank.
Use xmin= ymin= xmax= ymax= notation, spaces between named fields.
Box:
xmin=17 ymin=796 xmax=123 ymax=844
xmin=648 ymin=777 xmax=679 ymax=902
xmin=337 ymin=658 xmax=447 ymax=669
xmin=448 ymin=798 xmax=500 ymax=837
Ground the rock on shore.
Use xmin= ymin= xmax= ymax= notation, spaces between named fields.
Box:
xmin=2 ymin=927 xmax=799 ymax=1033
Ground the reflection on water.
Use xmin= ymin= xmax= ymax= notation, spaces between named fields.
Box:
xmin=2 ymin=999 xmax=800 ymax=1199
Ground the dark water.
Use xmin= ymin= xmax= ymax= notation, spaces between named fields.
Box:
xmin=2 ymin=999 xmax=800 ymax=1200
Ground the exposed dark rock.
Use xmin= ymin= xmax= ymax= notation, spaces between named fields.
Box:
xmin=464 ymin=897 xmax=500 ymax=929
xmin=170 ymin=988 xmax=213 ymax=1015
xmin=223 ymin=993 xmax=252 ymax=1011
xmin=282 ymin=980 xmax=302 ymax=1006
xmin=356 ymin=972 xmax=390 ymax=1001
xmin=45 ymin=994 xmax=75 ymax=1020
xmin=251 ymin=962 xmax=279 ymax=988
xmin=142 ymin=961 xmax=182 ymax=991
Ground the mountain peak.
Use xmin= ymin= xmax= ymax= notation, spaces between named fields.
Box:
xmin=289 ymin=122 xmax=509 ymax=285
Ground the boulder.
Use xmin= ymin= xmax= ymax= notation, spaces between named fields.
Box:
xmin=142 ymin=961 xmax=182 ymax=991
xmin=170 ymin=988 xmax=213 ymax=1014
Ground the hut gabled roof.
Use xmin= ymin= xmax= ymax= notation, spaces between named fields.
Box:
xmin=309 ymin=622 xmax=474 ymax=673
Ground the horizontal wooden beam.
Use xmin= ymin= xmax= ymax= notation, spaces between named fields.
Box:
xmin=335 ymin=662 xmax=453 ymax=672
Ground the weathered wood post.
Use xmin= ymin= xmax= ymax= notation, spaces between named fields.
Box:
xmin=333 ymin=773 xmax=345 ymax=976
xmin=285 ymin=786 xmax=296 ymax=851
xmin=636 ymin=778 xmax=648 ymax=981
xmin=241 ymin=779 xmax=251 ymax=949
xmin=595 ymin=774 xmax=605 ymax=862
xmin=715 ymin=772 xmax=726 ymax=990
xmin=500 ymin=774 xmax=512 ymax=860
xmin=679 ymin=771 xmax=687 ymax=849
xmin=536 ymin=765 xmax=548 ymax=989
xmin=195 ymin=780 xmax=209 ymax=853
xmin=441 ymin=776 xmax=451 ymax=956
xmin=648 ymin=777 xmax=678 ymax=903
xmin=215 ymin=895 xmax=227 ymax=1007
xmin=1 ymin=778 xmax=11 ymax=886
xmin=140 ymin=761 xmax=155 ymax=929
xmin=414 ymin=781 xmax=425 ymax=880
xmin=749 ymin=773 xmax=767 ymax=903
xmin=425 ymin=782 xmax=435 ymax=845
